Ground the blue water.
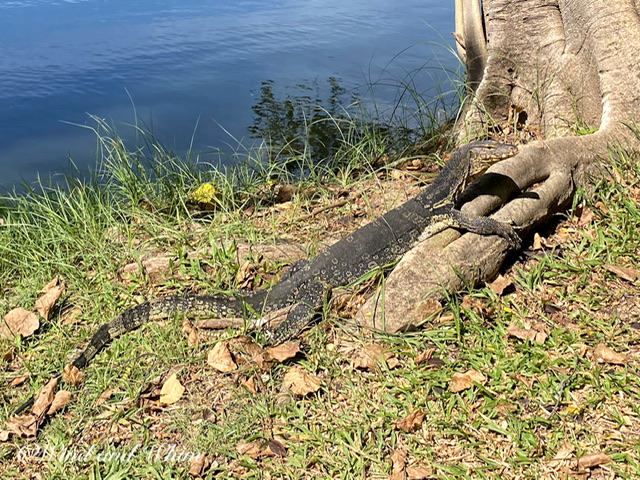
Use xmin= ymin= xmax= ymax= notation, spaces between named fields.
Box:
xmin=0 ymin=0 xmax=456 ymax=187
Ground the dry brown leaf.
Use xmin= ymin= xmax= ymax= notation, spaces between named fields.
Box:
xmin=242 ymin=377 xmax=258 ymax=394
xmin=0 ymin=430 xmax=11 ymax=442
xmin=31 ymin=378 xmax=58 ymax=417
xmin=407 ymin=466 xmax=433 ymax=480
xmin=182 ymin=319 xmax=199 ymax=346
xmin=283 ymin=367 xmax=322 ymax=395
xmin=187 ymin=328 xmax=199 ymax=346
xmin=207 ymin=341 xmax=237 ymax=373
xmin=236 ymin=440 xmax=264 ymax=459
xmin=10 ymin=375 xmax=29 ymax=387
xmin=506 ymin=321 xmax=549 ymax=344
xmin=236 ymin=260 xmax=259 ymax=289
xmin=265 ymin=341 xmax=300 ymax=362
xmin=61 ymin=306 xmax=83 ymax=326
xmin=95 ymin=388 xmax=115 ymax=407
xmin=265 ymin=438 xmax=287 ymax=458
xmin=593 ymin=343 xmax=628 ymax=365
xmin=414 ymin=348 xmax=436 ymax=365
xmin=603 ymin=264 xmax=639 ymax=282
xmin=353 ymin=344 xmax=399 ymax=370
xmin=35 ymin=277 xmax=65 ymax=320
xmin=238 ymin=337 xmax=268 ymax=369
xmin=577 ymin=451 xmax=611 ymax=469
xmin=47 ymin=390 xmax=72 ymax=415
xmin=548 ymin=442 xmax=575 ymax=467
xmin=395 ymin=409 xmax=426 ymax=433
xmin=389 ymin=449 xmax=408 ymax=480
xmin=412 ymin=298 xmax=441 ymax=321
xmin=449 ymin=369 xmax=487 ymax=393
xmin=1 ymin=308 xmax=39 ymax=339
xmin=577 ymin=206 xmax=595 ymax=227
xmin=532 ymin=232 xmax=543 ymax=250
xmin=189 ymin=454 xmax=210 ymax=476
xmin=489 ymin=274 xmax=513 ymax=295
xmin=5 ymin=415 xmax=39 ymax=438
xmin=159 ymin=373 xmax=185 ymax=405
xmin=3 ymin=347 xmax=15 ymax=363
xmin=63 ymin=364 xmax=84 ymax=386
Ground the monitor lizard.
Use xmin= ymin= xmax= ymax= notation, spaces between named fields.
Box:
xmin=14 ymin=140 xmax=520 ymax=414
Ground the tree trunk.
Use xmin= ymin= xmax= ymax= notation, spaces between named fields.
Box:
xmin=358 ymin=0 xmax=640 ymax=332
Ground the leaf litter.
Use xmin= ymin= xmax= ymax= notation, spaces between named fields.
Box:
xmin=2 ymin=170 xmax=640 ymax=479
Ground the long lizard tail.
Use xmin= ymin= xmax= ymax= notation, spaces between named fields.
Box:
xmin=71 ymin=293 xmax=259 ymax=369
xmin=13 ymin=292 xmax=262 ymax=415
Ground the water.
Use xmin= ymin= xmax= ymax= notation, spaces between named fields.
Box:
xmin=0 ymin=0 xmax=456 ymax=187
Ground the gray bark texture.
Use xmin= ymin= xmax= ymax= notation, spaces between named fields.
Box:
xmin=357 ymin=0 xmax=640 ymax=333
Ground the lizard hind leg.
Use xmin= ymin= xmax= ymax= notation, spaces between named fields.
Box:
xmin=263 ymin=280 xmax=329 ymax=345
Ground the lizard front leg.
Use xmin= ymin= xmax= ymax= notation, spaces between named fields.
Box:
xmin=445 ymin=208 xmax=521 ymax=248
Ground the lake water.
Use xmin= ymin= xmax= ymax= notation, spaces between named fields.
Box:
xmin=0 ymin=0 xmax=456 ymax=188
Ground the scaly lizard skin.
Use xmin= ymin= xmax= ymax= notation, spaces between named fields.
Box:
xmin=14 ymin=140 xmax=519 ymax=414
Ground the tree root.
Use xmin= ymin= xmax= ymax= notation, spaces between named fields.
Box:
xmin=356 ymin=141 xmax=576 ymax=333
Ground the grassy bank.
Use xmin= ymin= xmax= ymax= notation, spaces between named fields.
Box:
xmin=1 ymin=111 xmax=640 ymax=479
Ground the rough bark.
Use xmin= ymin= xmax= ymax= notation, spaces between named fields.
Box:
xmin=358 ymin=0 xmax=640 ymax=332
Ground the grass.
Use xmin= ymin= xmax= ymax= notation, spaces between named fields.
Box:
xmin=1 ymin=101 xmax=640 ymax=479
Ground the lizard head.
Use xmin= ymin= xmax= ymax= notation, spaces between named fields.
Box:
xmin=467 ymin=140 xmax=519 ymax=178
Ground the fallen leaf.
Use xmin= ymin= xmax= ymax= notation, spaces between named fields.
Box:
xmin=0 ymin=430 xmax=10 ymax=442
xmin=390 ymin=449 xmax=408 ymax=480
xmin=449 ymin=369 xmax=487 ymax=393
xmin=506 ymin=321 xmax=549 ymax=344
xmin=532 ymin=232 xmax=543 ymax=250
xmin=353 ymin=344 xmax=399 ymax=370
xmin=265 ymin=439 xmax=287 ymax=458
xmin=414 ymin=348 xmax=436 ymax=365
xmin=577 ymin=206 xmax=595 ymax=227
xmin=236 ymin=260 xmax=259 ymax=289
xmin=95 ymin=388 xmax=116 ymax=407
xmin=31 ymin=378 xmax=58 ymax=417
xmin=5 ymin=415 xmax=39 ymax=438
xmin=543 ymin=304 xmax=562 ymax=315
xmin=11 ymin=375 xmax=29 ymax=387
xmin=273 ymin=183 xmax=298 ymax=203
xmin=235 ymin=337 xmax=268 ymax=369
xmin=603 ymin=264 xmax=639 ymax=282
xmin=242 ymin=377 xmax=257 ymax=394
xmin=63 ymin=364 xmax=84 ymax=386
xmin=1 ymin=308 xmax=39 ymax=339
xmin=236 ymin=440 xmax=264 ymax=459
xmin=266 ymin=341 xmax=300 ymax=362
xmin=188 ymin=453 xmax=210 ymax=476
xmin=47 ymin=390 xmax=72 ymax=415
xmin=207 ymin=341 xmax=237 ymax=373
xmin=182 ymin=319 xmax=199 ymax=346
xmin=593 ymin=344 xmax=627 ymax=365
xmin=412 ymin=298 xmax=441 ymax=321
xmin=3 ymin=348 xmax=15 ymax=363
xmin=407 ymin=466 xmax=433 ymax=480
xmin=35 ymin=277 xmax=65 ymax=320
xmin=159 ymin=373 xmax=185 ymax=405
xmin=61 ymin=306 xmax=83 ymax=326
xmin=283 ymin=367 xmax=322 ymax=395
xmin=594 ymin=200 xmax=608 ymax=213
xmin=489 ymin=274 xmax=513 ymax=295
xmin=395 ymin=409 xmax=426 ymax=433
xmin=548 ymin=442 xmax=575 ymax=467
xmin=577 ymin=451 xmax=611 ymax=469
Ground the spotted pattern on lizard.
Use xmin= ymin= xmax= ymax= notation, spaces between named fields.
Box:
xmin=14 ymin=140 xmax=520 ymax=414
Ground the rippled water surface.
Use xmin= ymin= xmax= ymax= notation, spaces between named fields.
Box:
xmin=0 ymin=0 xmax=455 ymax=186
